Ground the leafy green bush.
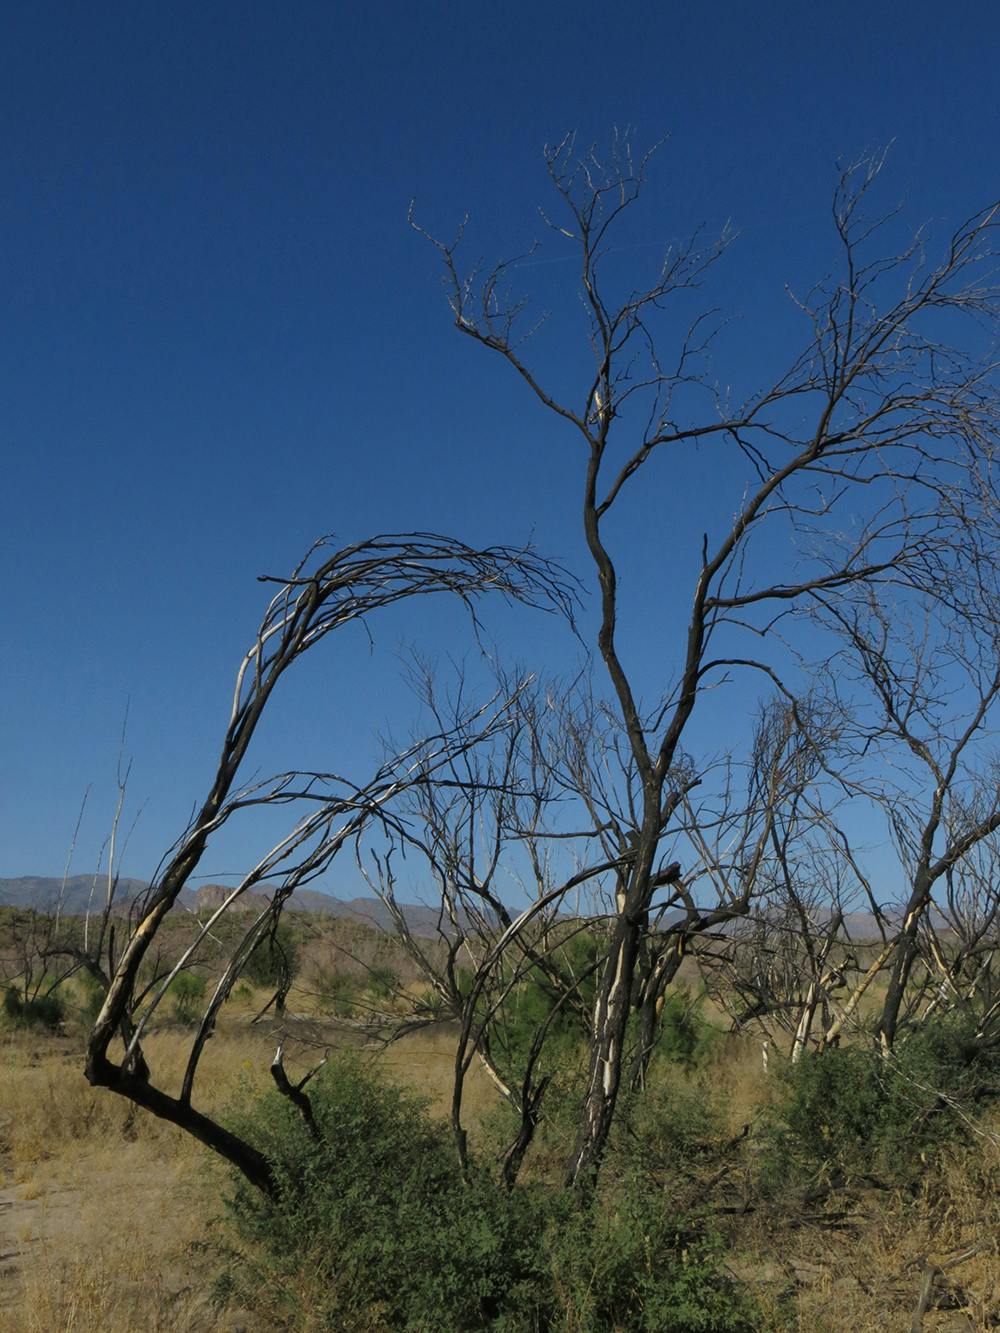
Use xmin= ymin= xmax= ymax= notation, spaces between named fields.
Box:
xmin=242 ymin=922 xmax=298 ymax=990
xmin=545 ymin=1179 xmax=761 ymax=1332
xmin=221 ymin=1056 xmax=762 ymax=1331
xmin=493 ymin=934 xmax=602 ymax=1079
xmin=658 ymin=988 xmax=719 ymax=1068
xmin=492 ymin=953 xmax=717 ymax=1092
xmin=317 ymin=971 xmax=356 ymax=1017
xmin=3 ymin=985 xmax=65 ymax=1029
xmin=766 ymin=1017 xmax=1000 ymax=1187
xmin=169 ymin=971 xmax=207 ymax=1024
xmin=611 ymin=1078 xmax=722 ymax=1182
xmin=223 ymin=1056 xmax=547 ymax=1328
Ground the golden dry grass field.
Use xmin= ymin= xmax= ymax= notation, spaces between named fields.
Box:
xmin=0 ymin=996 xmax=504 ymax=1333
xmin=2 ymin=972 xmax=1000 ymax=1330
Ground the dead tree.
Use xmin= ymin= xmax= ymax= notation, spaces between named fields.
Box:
xmin=0 ymin=741 xmax=147 ymax=1025
xmin=919 ymin=838 xmax=1000 ymax=1046
xmin=355 ymin=669 xmax=613 ymax=1185
xmin=805 ymin=571 xmax=1000 ymax=1053
xmin=417 ymin=133 xmax=1000 ymax=1184
xmin=670 ymin=696 xmax=869 ymax=1064
xmin=83 ymin=532 xmax=574 ymax=1194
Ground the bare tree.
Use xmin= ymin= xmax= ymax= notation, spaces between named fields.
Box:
xmin=354 ymin=669 xmax=610 ymax=1185
xmin=3 ymin=764 xmax=143 ymax=1025
xmin=917 ymin=834 xmax=1000 ymax=1047
xmin=416 ymin=132 xmax=1000 ymax=1184
xmin=802 ymin=566 xmax=1000 ymax=1053
xmin=687 ymin=700 xmax=859 ymax=1063
xmin=83 ymin=532 xmax=574 ymax=1193
xmin=77 ymin=136 xmax=1000 ymax=1203
xmin=1 ymin=908 xmax=80 ymax=1018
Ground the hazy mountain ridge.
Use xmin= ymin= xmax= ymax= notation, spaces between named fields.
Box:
xmin=2 ymin=878 xmax=912 ymax=943
xmin=0 ymin=876 xmax=448 ymax=937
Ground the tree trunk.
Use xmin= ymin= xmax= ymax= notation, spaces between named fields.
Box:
xmin=628 ymin=937 xmax=687 ymax=1091
xmin=85 ymin=1052 xmax=275 ymax=1196
xmin=790 ymin=980 xmax=818 ymax=1063
xmin=876 ymin=878 xmax=932 ymax=1053
xmin=566 ymin=911 xmax=642 ymax=1187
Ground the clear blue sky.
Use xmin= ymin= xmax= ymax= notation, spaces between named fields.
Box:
xmin=3 ymin=1 xmax=999 ymax=887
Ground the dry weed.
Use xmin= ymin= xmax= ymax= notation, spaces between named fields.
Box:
xmin=3 ymin=1011 xmax=999 ymax=1330
xmin=0 ymin=1019 xmax=504 ymax=1331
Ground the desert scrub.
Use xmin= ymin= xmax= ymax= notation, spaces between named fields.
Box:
xmin=3 ymin=984 xmax=65 ymax=1029
xmin=609 ymin=1077 xmax=723 ymax=1181
xmin=220 ymin=1055 xmax=764 ymax=1331
xmin=656 ymin=987 xmax=720 ymax=1069
xmin=221 ymin=1055 xmax=548 ymax=1329
xmin=486 ymin=1071 xmax=724 ymax=1193
xmin=242 ymin=920 xmax=298 ymax=990
xmin=316 ymin=970 xmax=356 ymax=1016
xmin=169 ymin=971 xmax=207 ymax=1025
xmin=762 ymin=1016 xmax=1000 ymax=1189
xmin=542 ymin=1181 xmax=763 ymax=1333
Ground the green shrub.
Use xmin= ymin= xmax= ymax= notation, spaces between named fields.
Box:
xmin=491 ymin=954 xmax=717 ymax=1092
xmin=494 ymin=936 xmax=601 ymax=1079
xmin=658 ymin=988 xmax=718 ymax=1068
xmin=221 ymin=1056 xmax=762 ymax=1331
xmin=611 ymin=1078 xmax=722 ymax=1182
xmin=412 ymin=985 xmax=450 ymax=1021
xmin=545 ymin=1178 xmax=761 ymax=1332
xmin=766 ymin=1017 xmax=1000 ymax=1187
xmin=3 ymin=985 xmax=65 ymax=1029
xmin=317 ymin=971 xmax=356 ymax=1017
xmin=242 ymin=922 xmax=298 ymax=990
xmin=78 ymin=970 xmax=106 ymax=1024
xmin=223 ymin=1056 xmax=547 ymax=1329
xmin=169 ymin=971 xmax=207 ymax=1025
xmin=480 ymin=1069 xmax=588 ymax=1183
xmin=368 ymin=965 xmax=398 ymax=1002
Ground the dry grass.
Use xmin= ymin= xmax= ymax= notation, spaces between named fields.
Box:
xmin=721 ymin=1094 xmax=1000 ymax=1332
xmin=0 ymin=1026 xmax=262 ymax=1330
xmin=1 ymin=1146 xmax=238 ymax=1333
xmin=0 ymin=1027 xmax=268 ymax=1172
xmin=3 ymin=1014 xmax=1000 ymax=1330
xmin=0 ymin=1016 xmax=501 ymax=1331
xmin=805 ymin=1112 xmax=1000 ymax=1330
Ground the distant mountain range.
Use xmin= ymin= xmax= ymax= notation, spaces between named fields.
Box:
xmin=0 ymin=877 xmax=909 ymax=944
xmin=0 ymin=876 xmax=448 ymax=937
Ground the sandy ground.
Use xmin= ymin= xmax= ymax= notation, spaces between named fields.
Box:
xmin=0 ymin=1022 xmax=492 ymax=1330
xmin=2 ymin=1025 xmax=997 ymax=1330
xmin=0 ymin=1123 xmax=263 ymax=1331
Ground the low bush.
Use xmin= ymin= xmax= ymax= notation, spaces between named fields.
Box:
xmin=223 ymin=1056 xmax=546 ymax=1328
xmin=658 ymin=988 xmax=719 ymax=1069
xmin=368 ymin=965 xmax=398 ymax=1002
xmin=242 ymin=921 xmax=298 ymax=990
xmin=315 ymin=970 xmax=356 ymax=1016
xmin=766 ymin=1017 xmax=1000 ymax=1187
xmin=544 ymin=1179 xmax=762 ymax=1332
xmin=3 ymin=985 xmax=65 ymax=1029
xmin=610 ymin=1078 xmax=722 ymax=1183
xmin=221 ymin=1056 xmax=762 ymax=1331
xmin=77 ymin=970 xmax=106 ymax=1024
xmin=169 ymin=971 xmax=207 ymax=1025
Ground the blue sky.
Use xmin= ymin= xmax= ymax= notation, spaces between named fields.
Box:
xmin=3 ymin=1 xmax=999 ymax=889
